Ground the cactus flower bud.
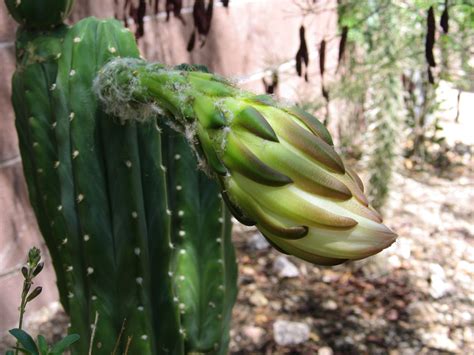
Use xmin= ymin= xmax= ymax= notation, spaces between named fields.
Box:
xmin=95 ymin=58 xmax=397 ymax=265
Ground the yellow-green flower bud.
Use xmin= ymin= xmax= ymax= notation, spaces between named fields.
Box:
xmin=95 ymin=58 xmax=398 ymax=265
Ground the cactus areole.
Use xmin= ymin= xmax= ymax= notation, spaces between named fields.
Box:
xmin=5 ymin=0 xmax=75 ymax=29
xmin=96 ymin=58 xmax=398 ymax=266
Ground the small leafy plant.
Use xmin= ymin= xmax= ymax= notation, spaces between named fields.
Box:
xmin=6 ymin=247 xmax=80 ymax=355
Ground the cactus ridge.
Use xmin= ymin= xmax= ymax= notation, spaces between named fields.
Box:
xmin=163 ymin=123 xmax=237 ymax=353
xmin=12 ymin=27 xmax=91 ymax=353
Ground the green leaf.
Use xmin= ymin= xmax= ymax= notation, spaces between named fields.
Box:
xmin=5 ymin=350 xmax=15 ymax=355
xmin=50 ymin=334 xmax=80 ymax=354
xmin=37 ymin=335 xmax=49 ymax=355
xmin=9 ymin=329 xmax=39 ymax=355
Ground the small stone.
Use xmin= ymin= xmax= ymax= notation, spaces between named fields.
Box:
xmin=388 ymin=255 xmax=402 ymax=268
xmin=321 ymin=299 xmax=338 ymax=311
xmin=273 ymin=319 xmax=310 ymax=346
xmin=421 ymin=325 xmax=459 ymax=352
xmin=273 ymin=256 xmax=299 ymax=278
xmin=242 ymin=325 xmax=265 ymax=345
xmin=429 ymin=263 xmax=451 ymax=299
xmin=248 ymin=233 xmax=270 ymax=251
xmin=249 ymin=290 xmax=268 ymax=307
xmin=318 ymin=346 xmax=333 ymax=355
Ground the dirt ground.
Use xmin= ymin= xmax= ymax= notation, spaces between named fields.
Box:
xmin=228 ymin=84 xmax=473 ymax=354
xmin=229 ymin=166 xmax=473 ymax=354
xmin=1 ymin=84 xmax=472 ymax=354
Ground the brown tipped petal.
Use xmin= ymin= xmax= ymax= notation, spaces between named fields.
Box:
xmin=339 ymin=174 xmax=369 ymax=206
xmin=221 ymin=190 xmax=256 ymax=226
xmin=229 ymin=182 xmax=309 ymax=240
xmin=233 ymin=106 xmax=279 ymax=142
xmin=197 ymin=125 xmax=228 ymax=175
xmin=283 ymin=223 xmax=397 ymax=260
xmin=193 ymin=95 xmax=227 ymax=129
xmin=223 ymin=133 xmax=293 ymax=187
xmin=240 ymin=137 xmax=352 ymax=200
xmin=285 ymin=106 xmax=334 ymax=146
xmin=338 ymin=198 xmax=383 ymax=224
xmin=346 ymin=166 xmax=365 ymax=192
xmin=265 ymin=235 xmax=348 ymax=265
xmin=232 ymin=173 xmax=358 ymax=229
xmin=263 ymin=108 xmax=345 ymax=173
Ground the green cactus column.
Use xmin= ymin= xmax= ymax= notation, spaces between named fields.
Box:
xmin=8 ymin=1 xmax=237 ymax=353
xmin=11 ymin=16 xmax=91 ymax=355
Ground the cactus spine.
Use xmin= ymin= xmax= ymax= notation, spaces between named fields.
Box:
xmin=8 ymin=1 xmax=237 ymax=353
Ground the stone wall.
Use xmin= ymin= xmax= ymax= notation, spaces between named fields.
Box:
xmin=0 ymin=0 xmax=338 ymax=331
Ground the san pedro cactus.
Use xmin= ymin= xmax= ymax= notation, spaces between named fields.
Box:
xmin=95 ymin=58 xmax=398 ymax=266
xmin=5 ymin=0 xmax=74 ymax=29
xmin=8 ymin=1 xmax=237 ymax=353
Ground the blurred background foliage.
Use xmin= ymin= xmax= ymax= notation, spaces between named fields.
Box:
xmin=297 ymin=0 xmax=473 ymax=210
